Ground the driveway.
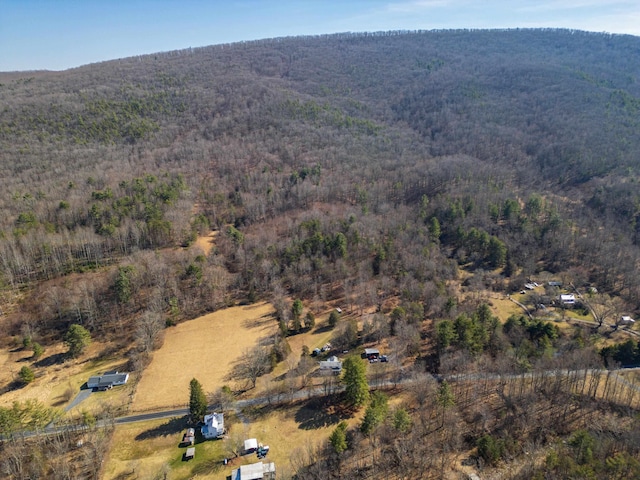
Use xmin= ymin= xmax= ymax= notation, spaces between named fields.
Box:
xmin=65 ymin=388 xmax=92 ymax=412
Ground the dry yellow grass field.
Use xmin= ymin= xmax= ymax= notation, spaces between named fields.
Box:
xmin=488 ymin=295 xmax=524 ymax=321
xmin=0 ymin=346 xmax=33 ymax=394
xmin=110 ymin=418 xmax=236 ymax=480
xmin=193 ymin=231 xmax=217 ymax=256
xmin=103 ymin=303 xmax=371 ymax=479
xmin=221 ymin=404 xmax=355 ymax=480
xmin=0 ymin=341 xmax=128 ymax=411
xmin=103 ymin=397 xmax=363 ymax=480
xmin=131 ymin=302 xmax=277 ymax=412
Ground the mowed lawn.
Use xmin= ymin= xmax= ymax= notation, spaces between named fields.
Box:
xmin=103 ymin=416 xmax=227 ymax=480
xmin=103 ymin=397 xmax=357 ymax=480
xmin=131 ymin=302 xmax=277 ymax=412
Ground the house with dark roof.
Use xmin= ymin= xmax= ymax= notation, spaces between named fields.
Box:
xmin=87 ymin=371 xmax=129 ymax=390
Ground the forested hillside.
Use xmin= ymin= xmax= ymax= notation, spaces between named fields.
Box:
xmin=2 ymin=29 xmax=640 ymax=479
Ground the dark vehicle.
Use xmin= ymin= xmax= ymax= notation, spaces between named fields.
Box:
xmin=257 ymin=445 xmax=270 ymax=459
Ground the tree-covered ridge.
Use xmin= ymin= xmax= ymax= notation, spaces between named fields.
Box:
xmin=0 ymin=79 xmax=188 ymax=145
xmin=1 ymin=29 xmax=640 ymax=478
xmin=1 ymin=28 xmax=639 ymax=316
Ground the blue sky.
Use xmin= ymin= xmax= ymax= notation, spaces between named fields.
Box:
xmin=1 ymin=0 xmax=639 ymax=71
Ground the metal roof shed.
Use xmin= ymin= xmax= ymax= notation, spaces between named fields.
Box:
xmin=243 ymin=438 xmax=258 ymax=453
xmin=230 ymin=461 xmax=276 ymax=480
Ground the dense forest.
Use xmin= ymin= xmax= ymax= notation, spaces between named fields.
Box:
xmin=2 ymin=29 xmax=640 ymax=478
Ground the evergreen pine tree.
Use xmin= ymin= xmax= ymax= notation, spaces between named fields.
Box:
xmin=189 ymin=378 xmax=207 ymax=422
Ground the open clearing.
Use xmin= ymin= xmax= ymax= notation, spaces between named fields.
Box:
xmin=103 ymin=416 xmax=226 ymax=480
xmin=103 ymin=397 xmax=362 ymax=480
xmin=131 ymin=302 xmax=277 ymax=412
xmin=193 ymin=231 xmax=217 ymax=256
xmin=0 ymin=341 xmax=129 ymax=412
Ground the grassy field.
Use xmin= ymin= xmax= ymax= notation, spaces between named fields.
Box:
xmin=488 ymin=294 xmax=523 ymax=321
xmin=104 ymin=303 xmax=371 ymax=479
xmin=102 ymin=416 xmax=228 ymax=480
xmin=131 ymin=302 xmax=277 ymax=412
xmin=0 ymin=340 xmax=130 ymax=412
xmin=103 ymin=396 xmax=362 ymax=480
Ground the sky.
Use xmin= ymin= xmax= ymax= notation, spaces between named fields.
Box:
xmin=1 ymin=0 xmax=639 ymax=72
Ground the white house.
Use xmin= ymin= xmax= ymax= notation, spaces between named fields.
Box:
xmin=319 ymin=356 xmax=342 ymax=373
xmin=87 ymin=371 xmax=129 ymax=390
xmin=559 ymin=294 xmax=576 ymax=306
xmin=201 ymin=412 xmax=225 ymax=439
xmin=231 ymin=461 xmax=276 ymax=480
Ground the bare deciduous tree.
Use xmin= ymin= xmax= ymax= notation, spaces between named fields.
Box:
xmin=136 ymin=309 xmax=164 ymax=353
xmin=227 ymin=346 xmax=270 ymax=389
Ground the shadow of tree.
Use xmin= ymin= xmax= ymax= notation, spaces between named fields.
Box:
xmin=295 ymin=397 xmax=353 ymax=430
xmin=111 ymin=470 xmax=136 ymax=480
xmin=51 ymin=397 xmax=68 ymax=407
xmin=313 ymin=325 xmax=334 ymax=334
xmin=190 ymin=458 xmax=225 ymax=475
xmin=34 ymin=352 xmax=67 ymax=367
xmin=0 ymin=380 xmax=26 ymax=394
xmin=135 ymin=416 xmax=188 ymax=440
xmin=242 ymin=312 xmax=276 ymax=329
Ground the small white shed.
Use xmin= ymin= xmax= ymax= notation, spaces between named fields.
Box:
xmin=559 ymin=294 xmax=575 ymax=306
xmin=243 ymin=438 xmax=258 ymax=454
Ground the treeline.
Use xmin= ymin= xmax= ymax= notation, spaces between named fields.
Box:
xmin=1 ymin=28 xmax=640 ymax=479
xmin=1 ymin=28 xmax=640 ymax=356
xmin=601 ymin=339 xmax=640 ymax=367
xmin=0 ymin=400 xmax=112 ymax=479
xmin=1 ymin=172 xmax=193 ymax=286
xmin=293 ymin=351 xmax=640 ymax=479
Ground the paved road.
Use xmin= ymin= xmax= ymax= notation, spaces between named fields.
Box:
xmin=114 ymin=408 xmax=191 ymax=425
xmin=7 ymin=365 xmax=639 ymax=441
xmin=109 ymin=366 xmax=640 ymax=427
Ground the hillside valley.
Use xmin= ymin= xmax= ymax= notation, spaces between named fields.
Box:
xmin=1 ymin=29 xmax=640 ymax=479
